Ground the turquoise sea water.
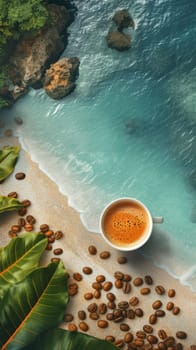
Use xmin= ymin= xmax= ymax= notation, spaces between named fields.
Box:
xmin=1 ymin=0 xmax=196 ymax=289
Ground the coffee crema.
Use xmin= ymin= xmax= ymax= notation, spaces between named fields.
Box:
xmin=102 ymin=201 xmax=149 ymax=247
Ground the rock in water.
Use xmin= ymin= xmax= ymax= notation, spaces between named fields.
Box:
xmin=106 ymin=31 xmax=131 ymax=51
xmin=112 ymin=9 xmax=135 ymax=30
xmin=44 ymin=57 xmax=80 ymax=99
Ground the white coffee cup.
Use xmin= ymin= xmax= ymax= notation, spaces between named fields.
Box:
xmin=99 ymin=197 xmax=163 ymax=251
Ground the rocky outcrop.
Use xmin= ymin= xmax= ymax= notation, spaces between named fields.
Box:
xmin=112 ymin=9 xmax=135 ymax=31
xmin=106 ymin=31 xmax=131 ymax=51
xmin=44 ymin=57 xmax=80 ymax=99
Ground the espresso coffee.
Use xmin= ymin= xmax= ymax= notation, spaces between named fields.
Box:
xmin=102 ymin=200 xmax=149 ymax=247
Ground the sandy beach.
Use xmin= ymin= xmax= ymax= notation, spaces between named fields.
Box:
xmin=0 ymin=135 xmax=195 ymax=349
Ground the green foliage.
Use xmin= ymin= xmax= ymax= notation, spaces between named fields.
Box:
xmin=0 ymin=64 xmax=8 ymax=88
xmin=0 ymin=145 xmax=20 ymax=181
xmin=0 ymin=96 xmax=9 ymax=108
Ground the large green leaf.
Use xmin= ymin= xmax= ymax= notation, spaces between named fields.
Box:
xmin=23 ymin=328 xmax=118 ymax=350
xmin=0 ymin=196 xmax=23 ymax=214
xmin=0 ymin=233 xmax=47 ymax=300
xmin=0 ymin=261 xmax=68 ymax=350
xmin=0 ymin=146 xmax=20 ymax=181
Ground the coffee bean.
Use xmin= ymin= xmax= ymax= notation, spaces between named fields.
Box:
xmin=122 ymin=309 xmax=127 ymax=318
xmin=48 ymin=236 xmax=55 ymax=243
xmin=106 ymin=313 xmax=114 ymax=321
xmin=105 ymin=335 xmax=115 ymax=342
xmin=114 ymin=271 xmax=124 ymax=280
xmin=123 ymin=282 xmax=131 ymax=293
xmin=118 ymin=301 xmax=129 ymax=309
xmin=14 ymin=116 xmax=23 ymax=125
xmin=51 ymin=257 xmax=60 ymax=263
xmin=191 ymin=346 xmax=196 ymax=350
xmin=11 ymin=225 xmax=21 ymax=233
xmin=45 ymin=230 xmax=54 ymax=237
xmin=143 ymin=325 xmax=153 ymax=334
xmin=176 ymin=343 xmax=183 ymax=350
xmin=155 ymin=285 xmax=165 ymax=295
xmin=87 ymin=303 xmax=97 ymax=313
xmin=99 ymin=251 xmax=110 ymax=259
xmin=54 ymin=230 xmax=63 ymax=240
xmin=149 ymin=314 xmax=157 ymax=324
xmin=82 ymin=266 xmax=93 ymax=274
xmin=40 ymin=224 xmax=49 ymax=232
xmin=98 ymin=303 xmax=107 ymax=314
xmin=114 ymin=339 xmax=124 ymax=348
xmin=4 ymin=129 xmax=12 ymax=136
xmin=164 ymin=337 xmax=176 ymax=347
xmin=115 ymin=279 xmax=123 ymax=289
xmin=97 ymin=320 xmax=108 ymax=328
xmin=18 ymin=218 xmax=26 ymax=227
xmin=127 ymin=309 xmax=135 ymax=319
xmin=155 ymin=310 xmax=165 ymax=317
xmin=124 ymin=274 xmax=132 ymax=282
xmin=46 ymin=243 xmax=52 ymax=251
xmin=152 ymin=300 xmax=162 ymax=310
xmin=135 ymin=308 xmax=144 ymax=317
xmin=114 ymin=316 xmax=124 ymax=323
xmin=103 ymin=281 xmax=113 ymax=291
xmin=147 ymin=335 xmax=158 ymax=344
xmin=96 ymin=275 xmax=105 ymax=283
xmin=140 ymin=287 xmax=151 ymax=295
xmin=133 ymin=277 xmax=143 ymax=286
xmin=168 ymin=289 xmax=176 ymax=297
xmin=89 ymin=312 xmax=99 ymax=320
xmin=18 ymin=207 xmax=27 ymax=216
xmin=129 ymin=296 xmax=139 ymax=306
xmin=144 ymin=275 xmax=153 ymax=285
xmin=64 ymin=313 xmax=74 ymax=322
xmin=24 ymin=224 xmax=33 ymax=232
xmin=26 ymin=215 xmax=36 ymax=224
xmin=84 ymin=292 xmax=93 ymax=300
xmin=53 ymin=248 xmax=63 ymax=255
xmin=158 ymin=330 xmax=167 ymax=340
xmin=117 ymin=256 xmax=127 ymax=264
xmin=144 ymin=344 xmax=153 ymax=350
xmin=79 ymin=321 xmax=89 ymax=332
xmin=158 ymin=342 xmax=167 ymax=350
xmin=107 ymin=301 xmax=116 ymax=309
xmin=88 ymin=245 xmax=97 ymax=255
xmin=106 ymin=292 xmax=116 ymax=301
xmin=136 ymin=331 xmax=146 ymax=339
xmin=176 ymin=331 xmax=187 ymax=339
xmin=73 ymin=272 xmax=83 ymax=281
xmin=120 ymin=323 xmax=130 ymax=332
xmin=15 ymin=172 xmax=26 ymax=180
xmin=113 ymin=309 xmax=122 ymax=318
xmin=124 ymin=332 xmax=134 ymax=343
xmin=133 ymin=339 xmax=144 ymax=347
xmin=94 ymin=290 xmax=101 ymax=299
xmin=8 ymin=191 xmax=18 ymax=198
xmin=68 ymin=323 xmax=77 ymax=331
xmin=166 ymin=301 xmax=174 ymax=311
xmin=172 ymin=306 xmax=180 ymax=315
xmin=78 ymin=310 xmax=86 ymax=320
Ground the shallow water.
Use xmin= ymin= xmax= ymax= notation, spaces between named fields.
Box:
xmin=1 ymin=0 xmax=196 ymax=289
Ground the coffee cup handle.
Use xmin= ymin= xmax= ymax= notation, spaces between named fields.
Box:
xmin=152 ymin=216 xmax=164 ymax=224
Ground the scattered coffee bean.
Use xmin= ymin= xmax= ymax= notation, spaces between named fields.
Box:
xmin=145 ymin=344 xmax=153 ymax=350
xmin=121 ymin=309 xmax=127 ymax=318
xmin=46 ymin=243 xmax=52 ymax=251
xmin=11 ymin=225 xmax=21 ymax=233
xmin=155 ymin=285 xmax=165 ymax=295
xmin=124 ymin=332 xmax=134 ymax=343
xmin=106 ymin=292 xmax=116 ymax=301
xmin=120 ymin=323 xmax=130 ymax=332
xmin=158 ymin=342 xmax=167 ymax=350
xmin=140 ymin=287 xmax=151 ymax=295
xmin=143 ymin=325 xmax=153 ymax=334
xmin=133 ymin=339 xmax=144 ymax=347
xmin=82 ymin=266 xmax=93 ymax=274
xmin=107 ymin=301 xmax=116 ymax=309
xmin=84 ymin=292 xmax=93 ymax=300
xmin=115 ymin=279 xmax=123 ymax=289
xmin=88 ymin=245 xmax=97 ymax=255
xmin=114 ymin=316 xmax=124 ymax=323
xmin=190 ymin=346 xmax=196 ymax=350
xmin=8 ymin=191 xmax=18 ymax=198
xmin=22 ymin=199 xmax=31 ymax=207
xmin=149 ymin=314 xmax=157 ymax=324
xmin=117 ymin=301 xmax=128 ymax=309
xmin=166 ymin=301 xmax=174 ymax=311
xmin=73 ymin=272 xmax=82 ymax=281
xmin=79 ymin=321 xmax=89 ymax=332
xmin=129 ymin=296 xmax=139 ymax=306
xmin=152 ymin=300 xmax=163 ymax=310
xmin=114 ymin=339 xmax=124 ymax=348
xmin=15 ymin=172 xmax=26 ymax=180
xmin=133 ymin=277 xmax=143 ymax=286
xmin=144 ymin=275 xmax=153 ymax=285
xmin=78 ymin=310 xmax=86 ymax=320
xmin=54 ymin=230 xmax=63 ymax=240
xmin=106 ymin=313 xmax=114 ymax=321
xmin=103 ymin=281 xmax=113 ymax=291
xmin=89 ymin=312 xmax=99 ymax=320
xmin=68 ymin=323 xmax=77 ymax=331
xmin=92 ymin=282 xmax=102 ymax=290
xmin=53 ymin=248 xmax=63 ymax=255
xmin=147 ymin=335 xmax=158 ymax=344
xmin=135 ymin=308 xmax=144 ymax=317
xmin=114 ymin=271 xmax=124 ymax=280
xmin=105 ymin=335 xmax=115 ymax=342
xmin=26 ymin=215 xmax=36 ymax=224
xmin=51 ymin=257 xmax=60 ymax=263
xmin=98 ymin=303 xmax=107 ymax=314
xmin=18 ymin=207 xmax=27 ymax=216
xmin=172 ymin=306 xmax=180 ymax=315
xmin=94 ymin=290 xmax=101 ymax=299
xmin=40 ymin=224 xmax=49 ymax=232
xmin=158 ymin=330 xmax=168 ymax=340
xmin=123 ymin=274 xmax=132 ymax=282
xmin=176 ymin=343 xmax=183 ymax=350
xmin=64 ymin=313 xmax=74 ymax=322
xmin=176 ymin=331 xmax=187 ymax=339
xmin=127 ymin=309 xmax=135 ymax=319
xmin=87 ymin=303 xmax=98 ymax=313
xmin=4 ymin=129 xmax=12 ymax=137
xmin=96 ymin=275 xmax=105 ymax=283
xmin=117 ymin=256 xmax=127 ymax=264
xmin=68 ymin=283 xmax=78 ymax=297
xmin=168 ymin=289 xmax=176 ymax=297
xmin=24 ymin=223 xmax=33 ymax=232
xmin=97 ymin=320 xmax=108 ymax=328
xmin=123 ymin=281 xmax=131 ymax=293
xmin=164 ymin=336 xmax=176 ymax=347
xmin=14 ymin=116 xmax=23 ymax=125
xmin=99 ymin=251 xmax=110 ymax=259
xmin=44 ymin=230 xmax=54 ymax=237
xmin=48 ymin=236 xmax=55 ymax=243
xmin=18 ymin=218 xmax=26 ymax=226
xmin=136 ymin=331 xmax=146 ymax=339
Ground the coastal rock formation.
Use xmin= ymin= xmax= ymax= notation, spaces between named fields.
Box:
xmin=44 ymin=57 xmax=80 ymax=99
xmin=106 ymin=31 xmax=131 ymax=51
xmin=112 ymin=9 xmax=135 ymax=30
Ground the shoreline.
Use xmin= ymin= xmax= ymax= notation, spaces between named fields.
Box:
xmin=0 ymin=135 xmax=196 ymax=348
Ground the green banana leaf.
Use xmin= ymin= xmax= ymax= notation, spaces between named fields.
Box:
xmin=0 ymin=233 xmax=48 ymax=300
xmin=0 ymin=261 xmax=68 ymax=350
xmin=0 ymin=146 xmax=20 ymax=181
xmin=0 ymin=196 xmax=23 ymax=214
xmin=23 ymin=328 xmax=117 ymax=350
